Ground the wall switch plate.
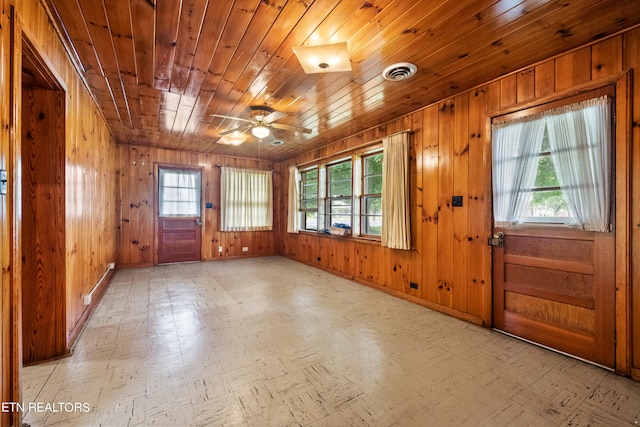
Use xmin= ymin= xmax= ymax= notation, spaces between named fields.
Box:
xmin=218 ymin=246 xmax=223 ymax=253
xmin=452 ymin=195 xmax=463 ymax=207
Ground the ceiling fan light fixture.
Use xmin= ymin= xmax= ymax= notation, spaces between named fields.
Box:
xmin=217 ymin=131 xmax=247 ymax=146
xmin=292 ymin=42 xmax=352 ymax=74
xmin=251 ymin=125 xmax=271 ymax=139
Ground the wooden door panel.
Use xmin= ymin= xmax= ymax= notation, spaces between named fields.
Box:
xmin=493 ymin=227 xmax=615 ymax=368
xmin=158 ymin=218 xmax=201 ymax=264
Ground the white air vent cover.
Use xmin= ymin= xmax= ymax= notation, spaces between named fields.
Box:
xmin=382 ymin=62 xmax=417 ymax=81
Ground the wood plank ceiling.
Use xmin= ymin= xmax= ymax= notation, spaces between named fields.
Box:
xmin=42 ymin=0 xmax=640 ymax=161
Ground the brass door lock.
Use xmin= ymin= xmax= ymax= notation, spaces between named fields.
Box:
xmin=488 ymin=232 xmax=504 ymax=247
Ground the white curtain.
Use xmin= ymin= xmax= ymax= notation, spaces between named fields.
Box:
xmin=220 ymin=167 xmax=273 ymax=231
xmin=545 ymin=96 xmax=611 ymax=232
xmin=381 ymin=132 xmax=411 ymax=250
xmin=158 ymin=169 xmax=201 ymax=216
xmin=287 ymin=166 xmax=300 ymax=233
xmin=492 ymin=119 xmax=546 ymax=226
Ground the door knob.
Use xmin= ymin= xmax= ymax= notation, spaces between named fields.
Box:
xmin=488 ymin=231 xmax=504 ymax=247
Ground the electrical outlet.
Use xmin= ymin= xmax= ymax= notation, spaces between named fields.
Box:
xmin=219 ymin=246 xmax=223 ymax=253
xmin=108 ymin=262 xmax=115 ymax=269
xmin=410 ymin=282 xmax=419 ymax=290
xmin=242 ymin=247 xmax=249 ymax=252
xmin=83 ymin=294 xmax=92 ymax=306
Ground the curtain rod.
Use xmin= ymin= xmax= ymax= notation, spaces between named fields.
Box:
xmin=215 ymin=164 xmax=274 ymax=172
xmin=295 ymin=128 xmax=412 ymax=169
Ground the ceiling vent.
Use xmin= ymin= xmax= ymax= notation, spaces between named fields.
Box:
xmin=382 ymin=62 xmax=417 ymax=81
xmin=270 ymin=139 xmax=284 ymax=146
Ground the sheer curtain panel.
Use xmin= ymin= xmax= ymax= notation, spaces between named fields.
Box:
xmin=220 ymin=167 xmax=273 ymax=232
xmin=545 ymin=96 xmax=611 ymax=232
xmin=287 ymin=166 xmax=300 ymax=233
xmin=492 ymin=119 xmax=546 ymax=226
xmin=381 ymin=132 xmax=411 ymax=250
xmin=158 ymin=169 xmax=201 ymax=216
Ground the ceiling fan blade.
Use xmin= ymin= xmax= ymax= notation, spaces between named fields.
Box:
xmin=211 ymin=114 xmax=254 ymax=124
xmin=219 ymin=124 xmax=252 ymax=136
xmin=270 ymin=123 xmax=313 ymax=134
xmin=264 ymin=110 xmax=286 ymax=123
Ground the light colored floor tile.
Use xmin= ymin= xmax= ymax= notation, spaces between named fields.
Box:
xmin=20 ymin=256 xmax=640 ymax=427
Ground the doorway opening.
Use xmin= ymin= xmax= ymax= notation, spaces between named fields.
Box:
xmin=21 ymin=37 xmax=67 ymax=365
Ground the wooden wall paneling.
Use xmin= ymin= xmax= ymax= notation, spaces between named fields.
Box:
xmin=117 ymin=145 xmax=276 ymax=265
xmin=410 ymin=110 xmax=423 ymax=296
xmin=625 ymin=27 xmax=640 ymax=378
xmin=555 ymin=46 xmax=591 ymax=91
xmin=591 ymin=36 xmax=623 ymax=80
xmin=535 ymin=59 xmax=556 ymax=98
xmin=118 ymin=147 xmax=132 ymax=265
xmin=421 ymin=105 xmax=439 ymax=303
xmin=437 ymin=99 xmax=454 ymax=308
xmin=467 ymin=87 xmax=489 ymax=322
xmin=0 ymin=5 xmax=22 ymax=425
xmin=499 ymin=74 xmax=517 ymax=108
xmin=452 ymin=93 xmax=470 ymax=313
xmin=613 ymin=68 xmax=634 ymax=375
xmin=200 ymin=153 xmax=213 ymax=260
xmin=516 ymin=68 xmax=535 ymax=103
xmin=135 ymin=146 xmax=153 ymax=265
xmin=487 ymin=80 xmax=502 ymax=112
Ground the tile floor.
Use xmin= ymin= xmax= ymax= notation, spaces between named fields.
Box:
xmin=22 ymin=256 xmax=640 ymax=426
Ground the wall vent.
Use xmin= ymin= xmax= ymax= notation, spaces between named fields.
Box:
xmin=382 ymin=62 xmax=417 ymax=81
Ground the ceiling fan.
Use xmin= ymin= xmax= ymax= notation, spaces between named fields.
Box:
xmin=212 ymin=106 xmax=312 ymax=145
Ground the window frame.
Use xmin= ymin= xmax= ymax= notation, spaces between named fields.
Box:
xmin=296 ymin=144 xmax=383 ymax=240
xmin=299 ymin=167 xmax=319 ymax=231
xmin=325 ymin=158 xmax=353 ymax=233
xmin=158 ymin=167 xmax=202 ymax=218
xmin=360 ymin=150 xmax=383 ymax=237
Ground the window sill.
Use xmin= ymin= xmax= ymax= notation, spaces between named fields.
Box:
xmin=296 ymin=230 xmax=382 ymax=245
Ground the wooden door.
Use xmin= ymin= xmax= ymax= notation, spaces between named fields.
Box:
xmin=492 ymin=226 xmax=615 ymax=368
xmin=158 ymin=218 xmax=202 ymax=264
xmin=157 ymin=167 xmax=202 ymax=264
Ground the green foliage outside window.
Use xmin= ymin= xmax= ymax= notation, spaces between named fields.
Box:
xmin=527 ymin=130 xmax=570 ymax=219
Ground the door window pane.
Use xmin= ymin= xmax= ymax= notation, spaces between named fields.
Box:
xmin=159 ymin=169 xmax=201 ymax=216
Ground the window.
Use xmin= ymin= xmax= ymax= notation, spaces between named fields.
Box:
xmin=525 ymin=129 xmax=570 ymax=222
xmin=361 ymin=152 xmax=383 ymax=235
xmin=158 ymin=168 xmax=201 ymax=216
xmin=326 ymin=159 xmax=353 ymax=229
xmin=492 ymin=94 xmax=612 ymax=232
xmin=299 ymin=168 xmax=318 ymax=230
xmin=297 ymin=148 xmax=384 ymax=238
xmin=220 ymin=167 xmax=273 ymax=231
